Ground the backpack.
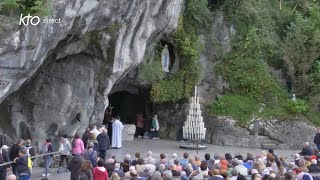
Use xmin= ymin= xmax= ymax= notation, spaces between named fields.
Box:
xmin=79 ymin=171 xmax=89 ymax=180
xmin=24 ymin=146 xmax=33 ymax=157
xmin=88 ymin=151 xmax=97 ymax=167
xmin=39 ymin=143 xmax=49 ymax=154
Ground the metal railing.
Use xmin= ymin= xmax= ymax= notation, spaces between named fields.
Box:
xmin=0 ymin=151 xmax=60 ymax=167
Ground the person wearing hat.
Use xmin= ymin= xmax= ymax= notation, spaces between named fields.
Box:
xmin=308 ymin=159 xmax=320 ymax=173
xmin=1 ymin=145 xmax=10 ymax=162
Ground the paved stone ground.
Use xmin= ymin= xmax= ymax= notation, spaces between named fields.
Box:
xmin=29 ymin=139 xmax=300 ymax=180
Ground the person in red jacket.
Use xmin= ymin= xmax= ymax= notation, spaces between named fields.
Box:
xmin=93 ymin=159 xmax=108 ymax=180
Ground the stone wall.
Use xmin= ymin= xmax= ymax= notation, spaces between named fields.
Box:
xmin=122 ymin=124 xmax=136 ymax=141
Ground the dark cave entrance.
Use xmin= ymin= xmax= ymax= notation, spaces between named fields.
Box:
xmin=105 ymin=91 xmax=149 ymax=124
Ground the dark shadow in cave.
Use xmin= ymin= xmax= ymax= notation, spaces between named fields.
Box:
xmin=106 ymin=91 xmax=147 ymax=124
xmin=20 ymin=122 xmax=31 ymax=140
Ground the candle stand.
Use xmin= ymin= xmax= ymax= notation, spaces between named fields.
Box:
xmin=180 ymin=86 xmax=207 ymax=152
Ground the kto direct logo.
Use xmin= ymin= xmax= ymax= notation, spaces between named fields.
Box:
xmin=19 ymin=14 xmax=62 ymax=26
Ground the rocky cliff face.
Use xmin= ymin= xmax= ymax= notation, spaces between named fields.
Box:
xmin=0 ymin=0 xmax=182 ymax=144
xmin=156 ymin=12 xmax=316 ymax=150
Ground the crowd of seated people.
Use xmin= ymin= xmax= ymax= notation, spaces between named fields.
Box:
xmin=2 ymin=140 xmax=320 ymax=180
xmin=63 ymin=141 xmax=320 ymax=180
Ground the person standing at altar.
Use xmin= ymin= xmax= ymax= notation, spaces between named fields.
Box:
xmin=135 ymin=112 xmax=144 ymax=138
xmin=150 ymin=114 xmax=160 ymax=140
xmin=108 ymin=117 xmax=115 ymax=144
xmin=112 ymin=115 xmax=124 ymax=148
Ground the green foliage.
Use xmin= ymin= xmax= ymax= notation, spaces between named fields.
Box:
xmin=0 ymin=0 xmax=21 ymax=15
xmin=0 ymin=0 xmax=50 ymax=16
xmin=150 ymin=0 xmax=209 ymax=103
xmin=217 ymin=55 xmax=283 ymax=101
xmin=209 ymin=95 xmax=260 ymax=125
xmin=215 ymin=0 xmax=320 ymax=124
xmin=282 ymin=4 xmax=320 ymax=107
xmin=218 ymin=0 xmax=285 ymax=103
xmin=184 ymin=0 xmax=211 ymax=33
xmin=139 ymin=60 xmax=165 ymax=84
xmin=306 ymin=111 xmax=320 ymax=126
xmin=27 ymin=0 xmax=50 ymax=16
xmin=150 ymin=80 xmax=184 ymax=102
xmin=285 ymin=99 xmax=309 ymax=113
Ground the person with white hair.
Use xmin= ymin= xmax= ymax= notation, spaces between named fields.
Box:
xmin=180 ymin=171 xmax=188 ymax=180
xmin=144 ymin=151 xmax=156 ymax=165
xmin=159 ymin=164 xmax=166 ymax=173
xmin=125 ymin=166 xmax=135 ymax=177
xmin=113 ymin=163 xmax=125 ymax=177
xmin=122 ymin=154 xmax=131 ymax=173
xmin=299 ymin=142 xmax=314 ymax=156
xmin=96 ymin=128 xmax=110 ymax=161
xmin=184 ymin=163 xmax=193 ymax=176
xmin=162 ymin=170 xmax=173 ymax=180
xmin=90 ymin=125 xmax=101 ymax=137
xmin=130 ymin=169 xmax=139 ymax=180
xmin=234 ymin=160 xmax=248 ymax=176
xmin=6 ymin=174 xmax=17 ymax=180
xmin=153 ymin=171 xmax=162 ymax=180
xmin=168 ymin=153 xmax=177 ymax=165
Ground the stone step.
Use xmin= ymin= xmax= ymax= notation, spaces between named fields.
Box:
xmin=263 ymin=140 xmax=279 ymax=145
xmin=257 ymin=136 xmax=272 ymax=141
xmin=261 ymin=143 xmax=277 ymax=150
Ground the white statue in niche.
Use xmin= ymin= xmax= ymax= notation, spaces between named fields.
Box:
xmin=161 ymin=44 xmax=170 ymax=72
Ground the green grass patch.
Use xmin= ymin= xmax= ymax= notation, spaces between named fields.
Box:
xmin=306 ymin=111 xmax=320 ymax=126
xmin=209 ymin=95 xmax=260 ymax=125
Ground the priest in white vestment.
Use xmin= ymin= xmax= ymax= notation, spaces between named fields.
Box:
xmin=112 ymin=117 xmax=124 ymax=148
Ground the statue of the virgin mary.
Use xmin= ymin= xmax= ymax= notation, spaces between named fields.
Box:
xmin=161 ymin=44 xmax=170 ymax=72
